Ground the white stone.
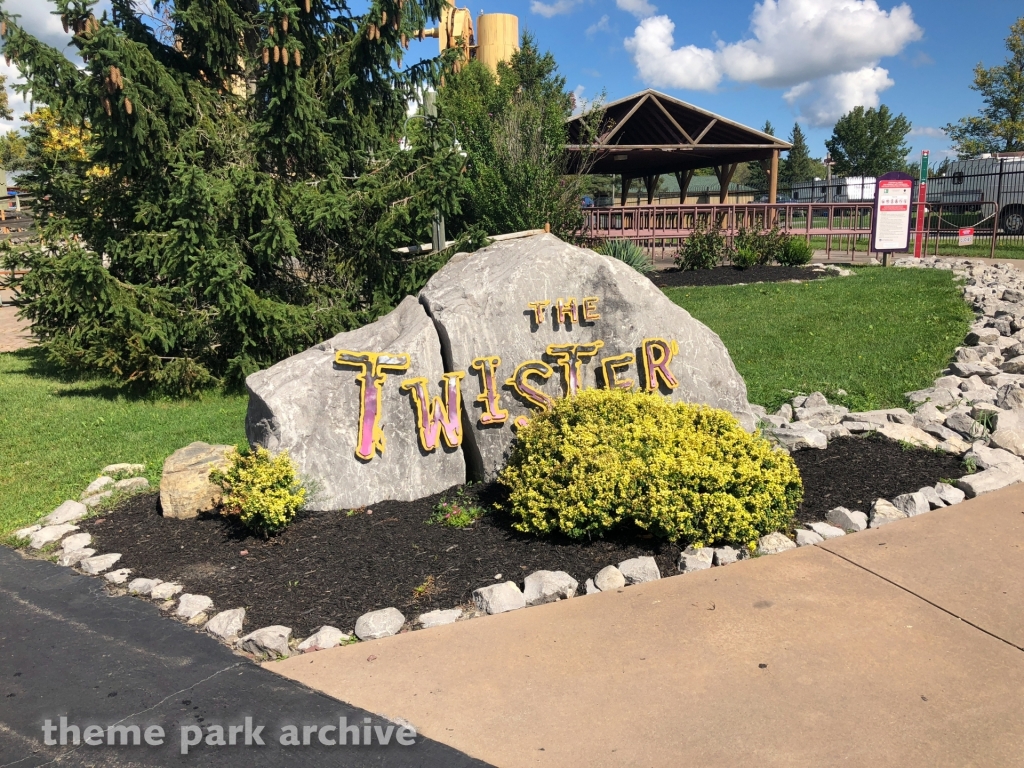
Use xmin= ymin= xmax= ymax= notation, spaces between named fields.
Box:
xmin=876 ymin=423 xmax=940 ymax=450
xmin=774 ymin=404 xmax=793 ymax=421
xmin=712 ymin=546 xmax=742 ymax=566
xmin=819 ymin=424 xmax=851 ymax=440
xmin=127 ymin=578 xmax=163 ymax=596
xmin=757 ymin=532 xmax=796 ymax=555
xmin=826 ymin=507 xmax=868 ymax=532
xmin=296 ymin=625 xmax=350 ymax=650
xmin=175 ymin=594 xmax=213 ymax=619
xmin=57 ymin=548 xmax=96 ymax=567
xmin=522 ymin=570 xmax=578 ymax=605
xmin=843 ymin=421 xmax=876 ymax=433
xmin=678 ymin=547 xmax=715 ymax=572
xmin=28 ymin=524 xmax=79 ymax=550
xmin=803 ymin=392 xmax=828 ymax=409
xmin=12 ymin=525 xmax=41 ymax=540
xmin=843 ymin=408 xmax=913 ymax=426
xmin=80 ymin=553 xmax=122 ymax=575
xmin=765 ymin=422 xmax=827 ymax=450
xmin=956 ymin=468 xmax=1021 ymax=498
xmin=918 ymin=486 xmax=947 ymax=509
xmin=869 ymin=499 xmax=907 ymax=528
xmin=594 ymin=565 xmax=627 ymax=590
xmin=150 ymin=582 xmax=183 ymax=600
xmin=82 ymin=492 xmax=113 ymax=508
xmin=104 ymin=568 xmax=132 ymax=584
xmin=160 ymin=442 xmax=234 ymax=520
xmin=892 ymin=491 xmax=930 ymax=517
xmin=965 ymin=442 xmax=1024 ymax=472
xmin=114 ymin=477 xmax=150 ymax=493
xmin=206 ymin=608 xmax=246 ymax=642
xmin=417 ymin=609 xmax=463 ymax=629
xmin=616 ymin=556 xmax=661 ymax=585
xmin=82 ymin=477 xmax=113 ymax=498
xmin=354 ymin=606 xmax=407 ymax=639
xmin=808 ymin=521 xmax=846 ymax=540
xmin=238 ymin=625 xmax=292 ymax=659
xmin=934 ymin=482 xmax=966 ymax=506
xmin=912 ymin=403 xmax=945 ymax=427
xmin=61 ymin=533 xmax=92 ymax=552
xmin=995 ymin=385 xmax=1024 ymax=411
xmin=41 ymin=500 xmax=88 ymax=526
xmin=585 ymin=578 xmax=599 ymax=595
xmin=795 ymin=529 xmax=824 ymax=547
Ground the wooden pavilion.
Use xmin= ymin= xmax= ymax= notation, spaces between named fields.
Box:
xmin=565 ymin=89 xmax=792 ymax=205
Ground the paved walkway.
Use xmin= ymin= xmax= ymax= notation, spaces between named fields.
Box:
xmin=273 ymin=485 xmax=1024 ymax=768
xmin=0 ymin=288 xmax=32 ymax=353
xmin=0 ymin=547 xmax=487 ymax=767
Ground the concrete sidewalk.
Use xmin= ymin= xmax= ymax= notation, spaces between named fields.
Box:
xmin=272 ymin=485 xmax=1024 ymax=768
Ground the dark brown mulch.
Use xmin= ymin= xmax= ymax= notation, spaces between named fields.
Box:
xmin=791 ymin=433 xmax=966 ymax=525
xmin=654 ymin=264 xmax=828 ymax=288
xmin=83 ymin=434 xmax=967 ymax=637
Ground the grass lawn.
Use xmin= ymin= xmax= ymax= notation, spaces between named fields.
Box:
xmin=665 ymin=266 xmax=973 ymax=413
xmin=0 ymin=349 xmax=247 ymax=535
xmin=807 ymin=234 xmax=1024 ymax=260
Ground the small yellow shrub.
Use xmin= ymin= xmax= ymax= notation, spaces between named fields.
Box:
xmin=211 ymin=448 xmax=306 ymax=535
xmin=499 ymin=389 xmax=802 ymax=546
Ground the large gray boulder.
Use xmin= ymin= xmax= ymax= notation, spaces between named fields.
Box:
xmin=246 ymin=296 xmax=466 ymax=510
xmin=418 ymin=234 xmax=756 ymax=479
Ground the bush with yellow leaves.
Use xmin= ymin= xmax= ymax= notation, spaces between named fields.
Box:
xmin=211 ymin=448 xmax=306 ymax=536
xmin=499 ymin=389 xmax=802 ymax=546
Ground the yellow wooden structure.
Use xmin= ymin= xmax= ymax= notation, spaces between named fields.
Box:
xmin=420 ymin=3 xmax=519 ymax=72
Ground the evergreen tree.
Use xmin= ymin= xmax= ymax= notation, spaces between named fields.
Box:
xmin=944 ymin=17 xmax=1024 ymax=158
xmin=0 ymin=0 xmax=469 ymax=394
xmin=825 ymin=105 xmax=912 ymax=177
xmin=746 ymin=120 xmax=774 ymax=190
xmin=780 ymin=123 xmax=815 ymax=185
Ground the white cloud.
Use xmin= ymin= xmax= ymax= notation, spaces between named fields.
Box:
xmin=530 ymin=0 xmax=582 ymax=18
xmin=617 ymin=0 xmax=658 ymax=19
xmin=624 ymin=0 xmax=922 ymax=126
xmin=783 ymin=67 xmax=894 ymax=125
xmin=586 ymin=15 xmax=610 ymax=36
xmin=909 ymin=126 xmax=946 ymax=138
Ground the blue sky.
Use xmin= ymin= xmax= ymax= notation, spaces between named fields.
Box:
xmin=3 ymin=0 xmax=1021 ymax=164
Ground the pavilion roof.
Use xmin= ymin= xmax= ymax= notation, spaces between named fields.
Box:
xmin=566 ymin=89 xmax=791 ymax=177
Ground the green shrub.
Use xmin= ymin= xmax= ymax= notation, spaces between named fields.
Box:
xmin=211 ymin=448 xmax=306 ymax=536
xmin=676 ymin=218 xmax=726 ymax=270
xmin=731 ymin=245 xmax=759 ymax=269
xmin=499 ymin=389 xmax=803 ymax=546
xmin=778 ymin=236 xmax=814 ymax=266
xmin=734 ymin=224 xmax=786 ymax=266
xmin=597 ymin=239 xmax=655 ymax=274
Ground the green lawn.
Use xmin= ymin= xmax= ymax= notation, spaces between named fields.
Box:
xmin=0 ymin=350 xmax=247 ymax=535
xmin=808 ymin=234 xmax=1024 ymax=260
xmin=665 ymin=266 xmax=973 ymax=413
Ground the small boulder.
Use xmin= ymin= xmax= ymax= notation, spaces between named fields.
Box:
xmin=297 ymin=625 xmax=349 ymax=650
xmin=594 ymin=565 xmax=627 ymax=591
xmin=826 ymin=507 xmax=868 ymax=532
xmin=206 ymin=608 xmax=246 ymax=642
xmin=934 ymin=482 xmax=966 ymax=506
xmin=757 ymin=532 xmax=796 ymax=555
xmin=104 ymin=568 xmax=132 ymax=584
xmin=160 ymin=442 xmax=234 ymax=519
xmin=58 ymin=548 xmax=96 ymax=567
xmin=774 ymin=404 xmax=793 ymax=421
xmin=40 ymin=500 xmax=88 ymax=527
xmin=102 ymin=463 xmax=146 ymax=478
xmin=918 ymin=486 xmax=947 ymax=509
xmin=956 ymin=468 xmax=1021 ymax=498
xmin=175 ymin=594 xmax=214 ymax=620
xmin=819 ymin=424 xmax=851 ymax=440
xmin=128 ymin=578 xmax=163 ymax=596
xmin=82 ymin=492 xmax=113 ymax=508
xmin=795 ymin=529 xmax=824 ymax=547
xmin=472 ymin=582 xmax=526 ymax=615
xmin=678 ymin=547 xmax=715 ymax=572
xmin=61 ymin=532 xmax=92 ymax=552
xmin=869 ymin=498 xmax=906 ymax=529
xmin=996 ymin=385 xmax=1024 ymax=411
xmin=876 ymin=423 xmax=940 ymax=450
xmin=585 ymin=578 xmax=600 ymax=595
xmin=150 ymin=582 xmax=183 ymax=600
xmin=81 ymin=477 xmax=113 ymax=498
xmin=417 ymin=609 xmax=463 ymax=629
xmin=28 ymin=524 xmax=79 ymax=550
xmin=239 ymin=625 xmax=292 ymax=659
xmin=803 ymin=392 xmax=828 ymax=409
xmin=115 ymin=477 xmax=150 ymax=493
xmin=616 ymin=556 xmax=661 ymax=584
xmin=808 ymin=521 xmax=846 ymax=540
xmin=712 ymin=546 xmax=742 ymax=566
xmin=523 ymin=570 xmax=578 ymax=606
xmin=892 ymin=491 xmax=930 ymax=517
xmin=765 ymin=423 xmax=827 ymax=451
xmin=354 ymin=607 xmax=406 ymax=639
xmin=12 ymin=525 xmax=41 ymax=541
xmin=80 ymin=553 xmax=122 ymax=575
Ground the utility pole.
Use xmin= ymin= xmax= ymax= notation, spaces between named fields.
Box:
xmin=424 ymin=90 xmax=446 ymax=253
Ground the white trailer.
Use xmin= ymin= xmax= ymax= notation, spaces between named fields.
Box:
xmin=926 ymin=153 xmax=1024 ymax=235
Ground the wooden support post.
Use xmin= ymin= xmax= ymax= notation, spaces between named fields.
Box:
xmin=645 ymin=175 xmax=659 ymax=205
xmin=675 ymin=170 xmax=694 ymax=203
xmin=768 ymin=149 xmax=779 ymax=205
xmin=715 ymin=163 xmax=738 ymax=204
xmin=620 ymin=176 xmax=632 ymax=207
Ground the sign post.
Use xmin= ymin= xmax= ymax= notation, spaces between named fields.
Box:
xmin=959 ymin=227 xmax=975 ymax=247
xmin=912 ymin=150 xmax=929 ymax=259
xmin=871 ymin=171 xmax=915 ymax=266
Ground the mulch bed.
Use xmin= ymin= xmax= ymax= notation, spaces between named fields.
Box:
xmin=653 ymin=264 xmax=828 ymax=288
xmin=84 ymin=433 xmax=967 ymax=637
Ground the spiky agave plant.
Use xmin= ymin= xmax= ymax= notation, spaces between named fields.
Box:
xmin=597 ymin=239 xmax=654 ymax=274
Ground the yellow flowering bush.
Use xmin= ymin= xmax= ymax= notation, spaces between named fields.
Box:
xmin=211 ymin=448 xmax=306 ymax=536
xmin=499 ymin=389 xmax=802 ymax=546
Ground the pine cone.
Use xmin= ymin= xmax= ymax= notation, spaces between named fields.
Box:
xmin=124 ymin=97 xmax=133 ymax=115
xmin=273 ymin=45 xmax=280 ymax=62
xmin=1 ymin=21 xmax=7 ymax=37
xmin=282 ymin=47 xmax=290 ymax=66
xmin=102 ymin=97 xmax=111 ymax=116
xmin=294 ymin=49 xmax=302 ymax=67
xmin=262 ymin=47 xmax=269 ymax=64
xmin=282 ymin=16 xmax=289 ymax=33
xmin=381 ymin=11 xmax=387 ymax=25
xmin=61 ymin=16 xmax=68 ymax=34
xmin=304 ymin=0 xmax=311 ymax=12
